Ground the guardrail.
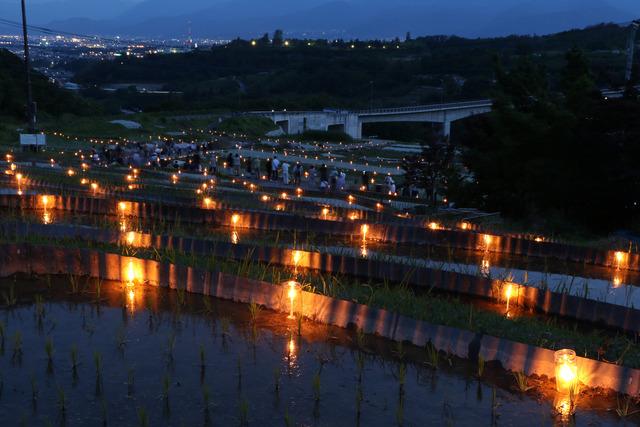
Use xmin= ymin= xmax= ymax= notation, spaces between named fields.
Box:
xmin=355 ymin=100 xmax=493 ymax=115
xmin=246 ymin=99 xmax=493 ymax=117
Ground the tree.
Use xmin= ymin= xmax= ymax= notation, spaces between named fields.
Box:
xmin=405 ymin=32 xmax=412 ymax=42
xmin=457 ymin=50 xmax=640 ymax=232
xmin=273 ymin=29 xmax=284 ymax=47
xmin=259 ymin=33 xmax=270 ymax=45
xmin=401 ymin=133 xmax=455 ymax=205
xmin=560 ymin=47 xmax=598 ymax=113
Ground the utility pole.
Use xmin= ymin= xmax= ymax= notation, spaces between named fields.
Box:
xmin=625 ymin=20 xmax=640 ymax=85
xmin=21 ymin=0 xmax=36 ymax=134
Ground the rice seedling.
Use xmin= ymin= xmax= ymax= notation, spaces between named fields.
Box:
xmin=70 ymin=344 xmax=79 ymax=370
xmin=68 ymin=274 xmax=80 ymax=294
xmin=512 ymin=371 xmax=533 ymax=393
xmin=127 ymin=368 xmax=135 ymax=396
xmin=2 ymin=284 xmax=17 ymax=306
xmin=396 ymin=396 xmax=404 ymax=426
xmin=202 ymin=296 xmax=214 ymax=314
xmin=491 ymin=387 xmax=501 ymax=421
xmin=12 ymin=330 xmax=22 ymax=359
xmin=137 ymin=407 xmax=149 ymax=427
xmin=162 ymin=374 xmax=170 ymax=400
xmin=312 ymin=372 xmax=321 ymax=401
xmin=355 ymin=327 xmax=366 ymax=349
xmin=273 ymin=367 xmax=281 ymax=392
xmin=45 ymin=337 xmax=54 ymax=363
xmin=176 ymin=285 xmax=186 ymax=308
xmin=167 ymin=331 xmax=176 ymax=361
xmin=284 ymin=408 xmax=294 ymax=427
xmin=355 ymin=385 xmax=363 ymax=420
xmin=57 ymin=386 xmax=67 ymax=415
xmin=220 ymin=317 xmax=230 ymax=336
xmin=239 ymin=398 xmax=249 ymax=426
xmin=94 ymin=351 xmax=103 ymax=378
xmin=116 ymin=326 xmax=127 ymax=350
xmin=202 ymin=384 xmax=211 ymax=410
xmin=99 ymin=397 xmax=108 ymax=425
xmin=297 ymin=313 xmax=303 ymax=336
xmin=0 ymin=321 xmax=4 ymax=353
xmin=199 ymin=344 xmax=206 ymax=369
xmin=425 ymin=343 xmax=438 ymax=369
xmin=356 ymin=351 xmax=365 ymax=383
xmin=616 ymin=395 xmax=640 ymax=418
xmin=237 ymin=357 xmax=243 ymax=389
xmin=397 ymin=363 xmax=407 ymax=396
xmin=30 ymin=374 xmax=38 ymax=402
xmin=477 ymin=355 xmax=485 ymax=378
xmin=93 ymin=278 xmax=104 ymax=303
xmin=393 ymin=341 xmax=405 ymax=360
xmin=248 ymin=302 xmax=262 ymax=323
xmin=34 ymin=294 xmax=45 ymax=318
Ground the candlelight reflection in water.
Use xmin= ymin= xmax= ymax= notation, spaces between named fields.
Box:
xmin=285 ymin=335 xmax=299 ymax=373
xmin=480 ymin=258 xmax=490 ymax=277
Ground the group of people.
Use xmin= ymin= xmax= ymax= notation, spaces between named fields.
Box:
xmin=224 ymin=153 xmax=306 ymax=185
xmin=220 ymin=151 xmax=400 ymax=194
xmin=89 ymin=140 xmax=218 ymax=173
xmin=88 ymin=141 xmax=398 ymax=194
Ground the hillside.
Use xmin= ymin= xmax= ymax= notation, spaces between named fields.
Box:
xmin=68 ymin=24 xmax=634 ymax=112
xmin=0 ymin=49 xmax=92 ymax=119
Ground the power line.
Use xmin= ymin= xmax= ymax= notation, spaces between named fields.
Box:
xmin=0 ymin=18 xmax=125 ymax=44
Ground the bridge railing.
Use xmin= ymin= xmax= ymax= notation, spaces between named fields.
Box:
xmin=245 ymin=99 xmax=493 ymax=116
xmin=355 ymin=100 xmax=492 ymax=115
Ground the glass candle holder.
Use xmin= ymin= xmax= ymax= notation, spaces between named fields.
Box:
xmin=554 ymin=349 xmax=578 ymax=393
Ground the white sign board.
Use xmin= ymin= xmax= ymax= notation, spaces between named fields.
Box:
xmin=20 ymin=134 xmax=47 ymax=146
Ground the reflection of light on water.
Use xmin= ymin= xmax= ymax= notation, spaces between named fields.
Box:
xmin=231 ymin=231 xmax=239 ymax=245
xmin=360 ymin=245 xmax=368 ymax=258
xmin=554 ymin=395 xmax=575 ymax=420
xmin=285 ymin=336 xmax=299 ymax=372
xmin=480 ymin=258 xmax=490 ymax=277
xmin=42 ymin=211 xmax=52 ymax=225
xmin=613 ymin=272 xmax=623 ymax=288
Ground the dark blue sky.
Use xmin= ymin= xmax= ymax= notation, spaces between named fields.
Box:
xmin=1 ymin=0 xmax=639 ymax=38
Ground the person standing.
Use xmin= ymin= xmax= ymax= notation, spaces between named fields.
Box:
xmin=252 ymin=157 xmax=261 ymax=179
xmin=338 ymin=170 xmax=346 ymax=191
xmin=272 ymin=156 xmax=280 ymax=181
xmin=226 ymin=152 xmax=233 ymax=171
xmin=282 ymin=162 xmax=290 ymax=185
xmin=361 ymin=171 xmax=369 ymax=191
xmin=320 ymin=164 xmax=328 ymax=184
xmin=233 ymin=153 xmax=241 ymax=176
xmin=266 ymin=158 xmax=272 ymax=180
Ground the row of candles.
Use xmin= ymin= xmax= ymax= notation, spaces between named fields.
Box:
xmin=119 ymin=253 xmax=579 ymax=418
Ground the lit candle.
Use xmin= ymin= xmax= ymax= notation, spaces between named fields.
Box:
xmin=614 ymin=251 xmax=627 ymax=269
xmin=554 ymin=349 xmax=578 ymax=393
xmin=287 ymin=281 xmax=298 ymax=319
